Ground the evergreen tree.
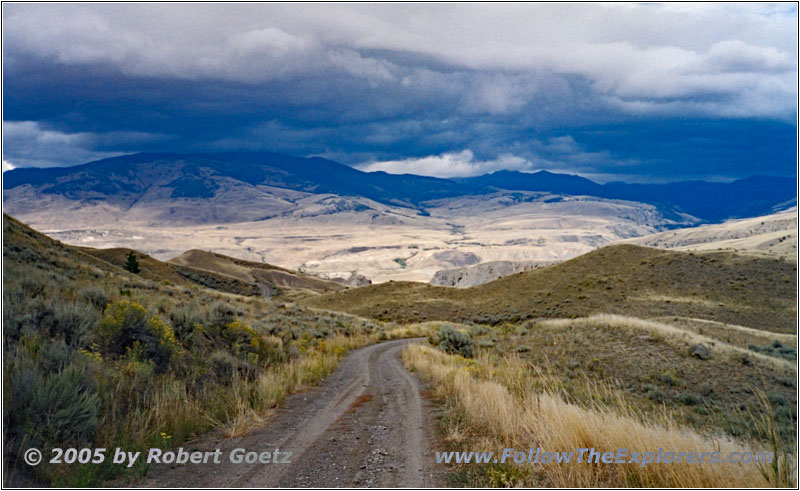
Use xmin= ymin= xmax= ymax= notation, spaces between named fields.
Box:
xmin=124 ymin=251 xmax=141 ymax=274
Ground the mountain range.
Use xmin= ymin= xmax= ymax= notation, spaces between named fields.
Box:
xmin=4 ymin=152 xmax=796 ymax=223
xmin=3 ymin=151 xmax=796 ymax=284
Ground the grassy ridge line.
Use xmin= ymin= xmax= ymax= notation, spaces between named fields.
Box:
xmin=78 ymin=246 xmax=262 ymax=297
xmin=538 ymin=315 xmax=796 ymax=372
xmin=304 ymin=244 xmax=796 ymax=333
xmin=658 ymin=316 xmax=797 ymax=348
xmin=402 ymin=344 xmax=787 ymax=487
xmin=675 ymin=317 xmax=797 ymax=344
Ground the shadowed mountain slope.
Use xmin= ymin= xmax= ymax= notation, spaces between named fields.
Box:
xmin=4 ymin=152 xmax=796 ymax=223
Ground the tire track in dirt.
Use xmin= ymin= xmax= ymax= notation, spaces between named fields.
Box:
xmin=140 ymin=338 xmax=443 ymax=488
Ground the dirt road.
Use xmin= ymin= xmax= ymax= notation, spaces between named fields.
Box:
xmin=140 ymin=338 xmax=443 ymax=487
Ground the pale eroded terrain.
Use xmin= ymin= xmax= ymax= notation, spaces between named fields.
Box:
xmin=7 ymin=190 xmax=677 ymax=283
xmin=621 ymin=208 xmax=797 ymax=259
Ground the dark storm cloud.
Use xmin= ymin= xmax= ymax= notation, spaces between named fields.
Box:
xmin=2 ymin=3 xmax=797 ymax=180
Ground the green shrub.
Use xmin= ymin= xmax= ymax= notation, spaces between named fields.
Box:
xmin=469 ymin=325 xmax=489 ymax=337
xmin=209 ymin=350 xmax=247 ymax=384
xmin=46 ymin=302 xmax=98 ymax=348
xmin=19 ymin=272 xmax=53 ymax=298
xmin=208 ymin=301 xmax=239 ymax=329
xmin=646 ymin=389 xmax=668 ymax=403
xmin=768 ymin=393 xmax=787 ymax=406
xmin=434 ymin=325 xmax=473 ymax=358
xmin=37 ymin=339 xmax=77 ymax=375
xmin=30 ymin=365 xmax=99 ymax=445
xmin=2 ymin=294 xmax=30 ymax=341
xmin=674 ymin=392 xmax=700 ymax=406
xmin=4 ymin=354 xmax=98 ymax=465
xmin=2 ymin=298 xmax=96 ymax=348
xmin=168 ymin=303 xmax=208 ymax=343
xmin=78 ymin=287 xmax=109 ymax=311
xmin=4 ymin=347 xmax=40 ymax=460
xmin=97 ymin=301 xmax=180 ymax=373
xmin=222 ymin=321 xmax=286 ymax=366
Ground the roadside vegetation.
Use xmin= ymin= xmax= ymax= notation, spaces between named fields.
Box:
xmin=310 ymin=241 xmax=797 ymax=485
xmin=2 ymin=215 xmax=386 ymax=486
xmin=403 ymin=339 xmax=794 ymax=487
xmin=4 ymin=213 xmax=796 ymax=488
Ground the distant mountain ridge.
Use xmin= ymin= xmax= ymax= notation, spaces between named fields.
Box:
xmin=459 ymin=170 xmax=796 ymax=222
xmin=4 ymin=152 xmax=796 ymax=222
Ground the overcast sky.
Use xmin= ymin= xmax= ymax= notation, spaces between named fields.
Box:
xmin=2 ymin=3 xmax=797 ymax=181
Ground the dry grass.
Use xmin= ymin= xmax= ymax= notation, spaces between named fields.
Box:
xmin=305 ymin=245 xmax=797 ymax=333
xmin=403 ymin=344 xmax=792 ymax=487
xmin=383 ymin=321 xmax=458 ymax=340
xmin=629 ymin=293 xmax=723 ymax=309
xmin=537 ymin=314 xmax=796 ymax=371
xmin=480 ymin=314 xmax=796 ymax=443
xmin=659 ymin=316 xmax=797 ymax=348
xmin=220 ymin=333 xmax=371 ymax=437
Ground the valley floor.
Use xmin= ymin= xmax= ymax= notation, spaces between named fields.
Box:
xmin=9 ymin=192 xmax=671 ymax=284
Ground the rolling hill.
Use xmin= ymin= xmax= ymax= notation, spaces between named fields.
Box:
xmin=168 ymin=249 xmax=346 ymax=296
xmin=303 ymin=243 xmax=797 ymax=333
xmin=4 ymin=214 xmax=342 ymax=300
xmin=622 ymin=209 xmax=797 ymax=259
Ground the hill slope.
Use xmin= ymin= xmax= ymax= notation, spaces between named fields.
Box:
xmin=2 ymin=213 xmax=385 ymax=487
xmin=168 ymin=249 xmax=345 ymax=295
xmin=303 ymin=244 xmax=797 ymax=333
xmin=4 ymin=214 xmax=339 ymax=299
xmin=622 ymin=209 xmax=797 ymax=259
xmin=76 ymin=246 xmax=262 ymax=297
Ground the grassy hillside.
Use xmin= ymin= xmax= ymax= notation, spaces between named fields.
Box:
xmin=2 ymin=214 xmax=385 ymax=486
xmin=78 ymin=247 xmax=261 ymax=296
xmin=405 ymin=339 xmax=793 ymax=487
xmin=305 ymin=244 xmax=796 ymax=333
xmin=471 ymin=315 xmax=795 ymax=441
xmin=623 ymin=209 xmax=797 ymax=260
xmin=308 ymin=242 xmax=797 ymax=486
xmin=169 ymin=249 xmax=345 ymax=295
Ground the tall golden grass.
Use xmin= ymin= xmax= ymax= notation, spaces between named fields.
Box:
xmin=215 ymin=333 xmax=371 ymax=438
xmin=538 ymin=314 xmax=795 ymax=371
xmin=403 ymin=344 xmax=793 ymax=487
xmin=663 ymin=316 xmax=797 ymax=345
xmin=96 ymin=333 xmax=373 ymax=449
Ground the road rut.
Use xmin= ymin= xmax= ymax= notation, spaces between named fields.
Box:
xmin=140 ymin=338 xmax=442 ymax=487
